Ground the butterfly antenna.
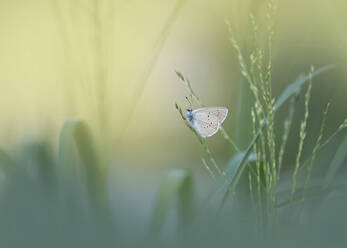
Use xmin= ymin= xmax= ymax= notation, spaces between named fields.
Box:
xmin=185 ymin=96 xmax=192 ymax=109
xmin=189 ymin=94 xmax=193 ymax=104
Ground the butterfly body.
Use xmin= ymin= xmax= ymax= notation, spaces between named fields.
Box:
xmin=186 ymin=107 xmax=228 ymax=138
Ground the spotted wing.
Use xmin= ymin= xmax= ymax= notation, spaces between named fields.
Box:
xmin=193 ymin=107 xmax=228 ymax=124
xmin=192 ymin=111 xmax=220 ymax=138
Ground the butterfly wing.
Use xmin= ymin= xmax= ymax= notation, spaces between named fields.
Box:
xmin=193 ymin=107 xmax=228 ymax=124
xmin=192 ymin=111 xmax=220 ymax=138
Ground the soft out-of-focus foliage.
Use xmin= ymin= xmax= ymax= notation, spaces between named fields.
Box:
xmin=0 ymin=123 xmax=116 ymax=247
xmin=0 ymin=0 xmax=346 ymax=163
xmin=0 ymin=131 xmax=347 ymax=247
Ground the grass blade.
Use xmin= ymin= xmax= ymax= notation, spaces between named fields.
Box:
xmin=277 ymin=183 xmax=347 ymax=208
xmin=274 ymin=64 xmax=335 ymax=110
xmin=120 ymin=0 xmax=188 ymax=139
xmin=322 ymin=134 xmax=347 ymax=190
xmin=58 ymin=120 xmax=107 ymax=214
xmin=225 ymin=152 xmax=257 ymax=180
xmin=0 ymin=149 xmax=15 ymax=175
xmin=219 ymin=64 xmax=335 ymax=197
xmin=228 ymin=130 xmax=262 ymax=193
xmin=0 ymin=149 xmax=16 ymax=187
xmin=18 ymin=142 xmax=56 ymax=193
xmin=234 ymin=77 xmax=254 ymax=150
xmin=150 ymin=169 xmax=194 ymax=235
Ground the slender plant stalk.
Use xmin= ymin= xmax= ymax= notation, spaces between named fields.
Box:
xmin=298 ymin=103 xmax=330 ymax=216
xmin=249 ymin=172 xmax=256 ymax=209
xmin=228 ymin=2 xmax=279 ymax=222
xmin=91 ymin=0 xmax=111 ymax=167
xmin=120 ymin=0 xmax=188 ymax=140
xmin=201 ymin=158 xmax=217 ymax=183
xmin=291 ymin=66 xmax=314 ymax=201
xmin=299 ymin=117 xmax=347 ymax=172
xmin=249 ymin=15 xmax=269 ymax=189
xmin=252 ymin=108 xmax=263 ymax=226
xmin=202 ymin=141 xmax=230 ymax=184
xmin=278 ymin=93 xmax=298 ymax=179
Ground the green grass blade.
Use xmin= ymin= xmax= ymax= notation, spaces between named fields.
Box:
xmin=274 ymin=64 xmax=335 ymax=110
xmin=234 ymin=77 xmax=254 ymax=150
xmin=58 ymin=121 xmax=80 ymax=178
xmin=322 ymin=134 xmax=347 ymax=190
xmin=276 ymin=183 xmax=347 ymax=208
xmin=0 ymin=149 xmax=15 ymax=172
xmin=219 ymin=64 xmax=335 ymax=197
xmin=0 ymin=149 xmax=16 ymax=184
xmin=58 ymin=120 xmax=107 ymax=213
xmin=228 ymin=130 xmax=262 ymax=193
xmin=120 ymin=0 xmax=188 ymax=139
xmin=215 ymin=151 xmax=261 ymax=210
xmin=150 ymin=169 xmax=194 ymax=235
xmin=18 ymin=142 xmax=56 ymax=192
xmin=74 ymin=121 xmax=107 ymax=211
xmin=224 ymin=152 xmax=257 ymax=183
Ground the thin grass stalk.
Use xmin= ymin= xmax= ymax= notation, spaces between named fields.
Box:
xmin=226 ymin=19 xmax=263 ymax=108
xmin=298 ymin=103 xmax=330 ymax=216
xmin=249 ymin=172 xmax=255 ymax=209
xmin=226 ymin=17 xmax=267 ymax=164
xmin=251 ymin=109 xmax=261 ymax=197
xmin=249 ymin=13 xmax=266 ymax=127
xmin=227 ymin=19 xmax=260 ymax=105
xmin=252 ymin=108 xmax=263 ymax=227
xmin=321 ymin=119 xmax=347 ymax=145
xmin=53 ymin=1 xmax=99 ymax=118
xmin=201 ymin=158 xmax=217 ymax=183
xmin=202 ymin=141 xmax=230 ymax=184
xmin=257 ymin=105 xmax=269 ymax=188
xmin=248 ymin=17 xmax=269 ymax=186
xmin=227 ymin=16 xmax=276 ymax=194
xmin=226 ymin=21 xmax=253 ymax=86
xmin=253 ymin=3 xmax=278 ymax=203
xmin=247 ymin=13 xmax=271 ymax=193
xmin=120 ymin=0 xmax=188 ymax=140
xmin=91 ymin=0 xmax=110 ymax=167
xmin=265 ymin=0 xmax=276 ymax=95
xmin=265 ymin=1 xmax=278 ymax=217
xmin=249 ymin=12 xmax=267 ymax=129
xmin=278 ymin=93 xmax=298 ymax=180
xmin=299 ymin=117 xmax=347 ymax=172
xmin=264 ymin=73 xmax=276 ymax=211
xmin=227 ymin=15 xmax=273 ymax=207
xmin=291 ymin=66 xmax=314 ymax=201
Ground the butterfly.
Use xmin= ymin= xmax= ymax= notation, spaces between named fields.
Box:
xmin=186 ymin=107 xmax=228 ymax=138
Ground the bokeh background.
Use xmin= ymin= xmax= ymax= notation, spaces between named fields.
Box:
xmin=0 ymin=0 xmax=346 ymax=246
xmin=0 ymin=0 xmax=346 ymax=163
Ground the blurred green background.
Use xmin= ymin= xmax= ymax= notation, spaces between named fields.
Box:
xmin=0 ymin=0 xmax=346 ymax=166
